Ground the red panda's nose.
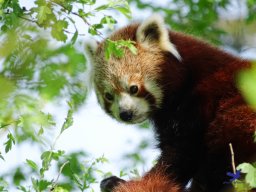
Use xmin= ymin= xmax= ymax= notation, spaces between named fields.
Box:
xmin=120 ymin=110 xmax=133 ymax=122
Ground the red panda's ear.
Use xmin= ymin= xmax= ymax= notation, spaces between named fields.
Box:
xmin=136 ymin=14 xmax=181 ymax=61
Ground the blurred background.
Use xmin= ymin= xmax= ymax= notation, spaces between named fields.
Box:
xmin=0 ymin=0 xmax=255 ymax=191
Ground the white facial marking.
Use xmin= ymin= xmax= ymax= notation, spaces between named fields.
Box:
xmin=144 ymin=79 xmax=163 ymax=108
xmin=110 ymin=93 xmax=149 ymax=123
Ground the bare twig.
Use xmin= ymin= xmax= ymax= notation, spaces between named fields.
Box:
xmin=18 ymin=15 xmax=39 ymax=25
xmin=64 ymin=29 xmax=86 ymax=36
xmin=229 ymin=143 xmax=236 ymax=174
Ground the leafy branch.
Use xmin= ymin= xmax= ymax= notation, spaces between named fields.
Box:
xmin=1 ymin=0 xmax=132 ymax=42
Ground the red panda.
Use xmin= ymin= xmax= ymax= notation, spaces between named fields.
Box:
xmin=86 ymin=15 xmax=256 ymax=192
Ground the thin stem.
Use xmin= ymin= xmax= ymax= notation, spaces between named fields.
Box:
xmin=50 ymin=161 xmax=70 ymax=191
xmin=229 ymin=143 xmax=236 ymax=174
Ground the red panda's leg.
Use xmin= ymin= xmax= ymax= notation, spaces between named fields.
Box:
xmin=112 ymin=164 xmax=181 ymax=192
xmin=99 ymin=162 xmax=166 ymax=192
xmin=100 ymin=162 xmax=181 ymax=192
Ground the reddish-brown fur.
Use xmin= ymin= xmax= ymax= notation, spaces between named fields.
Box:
xmin=113 ymin=165 xmax=181 ymax=192
xmin=93 ymin=21 xmax=256 ymax=192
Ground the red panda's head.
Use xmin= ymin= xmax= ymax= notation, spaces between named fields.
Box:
xmin=86 ymin=15 xmax=181 ymax=124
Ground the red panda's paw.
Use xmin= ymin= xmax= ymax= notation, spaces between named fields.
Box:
xmin=100 ymin=176 xmax=126 ymax=192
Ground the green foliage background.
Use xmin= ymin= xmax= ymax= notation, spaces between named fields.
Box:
xmin=0 ymin=0 xmax=255 ymax=191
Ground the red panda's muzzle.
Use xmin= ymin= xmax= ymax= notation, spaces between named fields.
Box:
xmin=119 ymin=110 xmax=134 ymax=122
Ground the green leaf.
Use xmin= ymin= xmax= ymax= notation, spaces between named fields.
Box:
xmin=36 ymin=5 xmax=52 ymax=24
xmin=0 ymin=151 xmax=4 ymax=161
xmin=105 ymin=39 xmax=137 ymax=60
xmin=1 ymin=24 xmax=8 ymax=32
xmin=40 ymin=151 xmax=52 ymax=176
xmin=108 ymin=0 xmax=132 ymax=18
xmin=114 ymin=6 xmax=132 ymax=19
xmin=26 ymin=159 xmax=39 ymax=171
xmin=39 ymin=65 xmax=68 ymax=99
xmin=95 ymin=155 xmax=108 ymax=164
xmin=53 ymin=187 xmax=69 ymax=192
xmin=13 ymin=168 xmax=26 ymax=186
xmin=237 ymin=163 xmax=256 ymax=188
xmin=88 ymin=24 xmax=103 ymax=35
xmin=0 ymin=178 xmax=8 ymax=191
xmin=38 ymin=180 xmax=51 ymax=191
xmin=105 ymin=40 xmax=122 ymax=59
xmin=79 ymin=0 xmax=96 ymax=5
xmin=17 ymin=185 xmax=29 ymax=192
xmin=0 ymin=29 xmax=18 ymax=57
xmin=119 ymin=170 xmax=127 ymax=177
xmin=52 ymin=150 xmax=65 ymax=160
xmin=4 ymin=133 xmax=15 ymax=153
xmin=0 ymin=123 xmax=11 ymax=129
xmin=60 ymin=104 xmax=73 ymax=134
xmin=51 ymin=20 xmax=68 ymax=42
xmin=237 ymin=63 xmax=256 ymax=110
xmin=32 ymin=178 xmax=51 ymax=191
xmin=72 ymin=173 xmax=82 ymax=187
xmin=38 ymin=126 xmax=44 ymax=136
xmin=233 ymin=180 xmax=251 ymax=192
xmin=35 ymin=0 xmax=47 ymax=6
xmin=100 ymin=16 xmax=117 ymax=29
xmin=95 ymin=4 xmax=109 ymax=11
xmin=71 ymin=30 xmax=78 ymax=45
xmin=40 ymin=150 xmax=65 ymax=176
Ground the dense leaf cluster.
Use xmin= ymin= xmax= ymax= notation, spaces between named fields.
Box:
xmin=0 ymin=0 xmax=132 ymax=191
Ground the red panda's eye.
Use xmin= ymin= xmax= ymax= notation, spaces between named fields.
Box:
xmin=105 ymin=92 xmax=114 ymax=101
xmin=130 ymin=85 xmax=139 ymax=95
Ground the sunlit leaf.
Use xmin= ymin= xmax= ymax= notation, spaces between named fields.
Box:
xmin=26 ymin=159 xmax=39 ymax=171
xmin=105 ymin=39 xmax=137 ymax=59
xmin=71 ymin=30 xmax=78 ymax=44
xmin=38 ymin=126 xmax=44 ymax=136
xmin=4 ymin=133 xmax=15 ymax=153
xmin=53 ymin=186 xmax=69 ymax=192
xmin=237 ymin=163 xmax=256 ymax=188
xmin=60 ymin=103 xmax=73 ymax=134
xmin=233 ymin=180 xmax=251 ymax=192
xmin=95 ymin=4 xmax=109 ymax=11
xmin=237 ymin=63 xmax=256 ymax=110
xmin=0 ymin=30 xmax=18 ymax=57
xmin=51 ymin=20 xmax=68 ymax=42
xmin=115 ymin=6 xmax=132 ymax=19
xmin=100 ymin=16 xmax=117 ymax=29
xmin=88 ymin=24 xmax=103 ymax=35
xmin=32 ymin=178 xmax=51 ymax=191
xmin=36 ymin=5 xmax=52 ymax=24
